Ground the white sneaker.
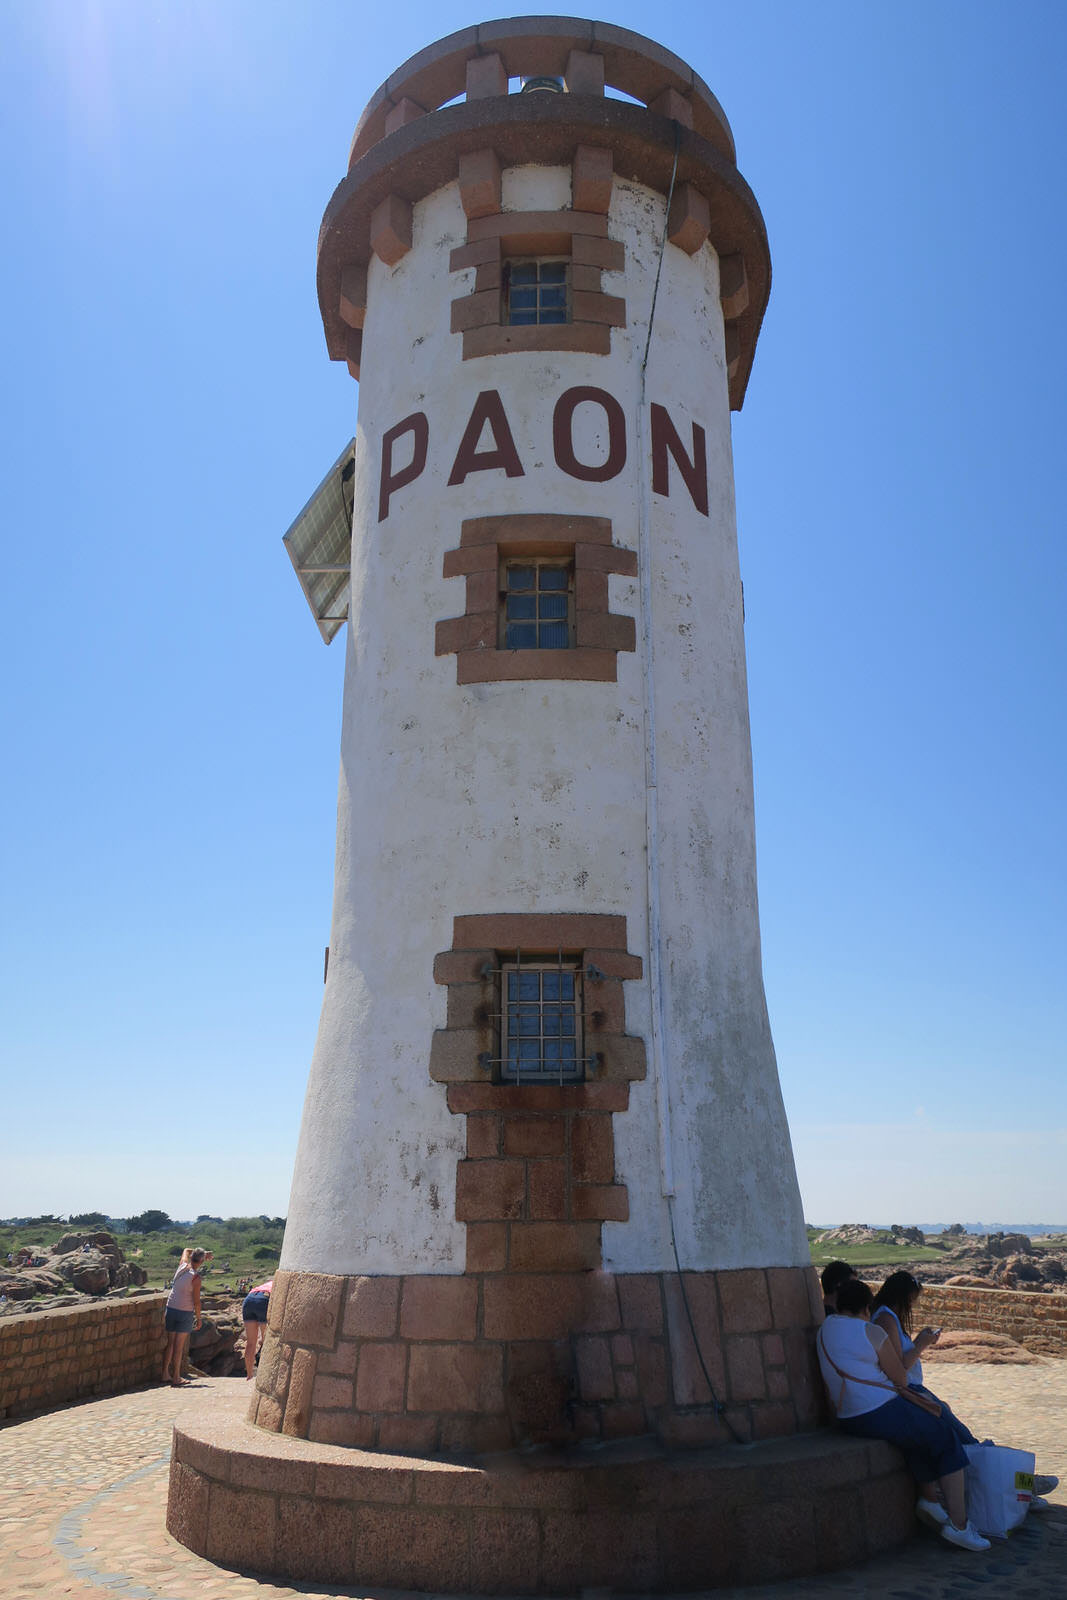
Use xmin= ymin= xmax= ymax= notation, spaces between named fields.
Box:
xmin=916 ymin=1497 xmax=949 ymax=1529
xmin=1033 ymin=1474 xmax=1059 ymax=1495
xmin=941 ymin=1521 xmax=992 ymax=1553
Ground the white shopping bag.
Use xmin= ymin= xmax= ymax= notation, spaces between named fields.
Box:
xmin=964 ymin=1443 xmax=1035 ymax=1538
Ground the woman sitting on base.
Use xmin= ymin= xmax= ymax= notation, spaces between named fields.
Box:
xmin=820 ymin=1259 xmax=856 ymax=1315
xmin=872 ymin=1269 xmax=1058 ymax=1506
xmin=163 ymin=1247 xmax=206 ymax=1387
xmin=818 ymin=1277 xmax=989 ymax=1551
xmin=871 ymin=1272 xmax=976 ymax=1444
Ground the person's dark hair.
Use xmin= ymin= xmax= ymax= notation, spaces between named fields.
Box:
xmin=835 ymin=1277 xmax=874 ymax=1316
xmin=820 ymin=1260 xmax=855 ymax=1297
xmin=872 ymin=1271 xmax=922 ymax=1336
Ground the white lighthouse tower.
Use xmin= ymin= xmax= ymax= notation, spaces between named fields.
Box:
xmin=169 ymin=20 xmax=915 ymax=1590
xmin=275 ymin=10 xmax=815 ymax=1444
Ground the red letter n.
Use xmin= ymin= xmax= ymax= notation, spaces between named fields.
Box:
xmin=650 ymin=403 xmax=708 ymax=517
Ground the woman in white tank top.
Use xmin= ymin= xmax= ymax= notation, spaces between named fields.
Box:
xmin=163 ymin=1247 xmax=205 ymax=1386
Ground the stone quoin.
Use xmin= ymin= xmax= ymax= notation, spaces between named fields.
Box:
xmin=168 ymin=15 xmax=913 ymax=1589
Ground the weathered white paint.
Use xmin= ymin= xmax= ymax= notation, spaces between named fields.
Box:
xmin=281 ymin=165 xmax=808 ymax=1276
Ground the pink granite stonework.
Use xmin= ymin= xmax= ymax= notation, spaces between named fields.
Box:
xmin=247 ymin=1263 xmax=825 ymax=1454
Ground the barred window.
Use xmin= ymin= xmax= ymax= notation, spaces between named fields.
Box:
xmin=501 ymin=962 xmax=583 ymax=1082
xmin=504 ymin=259 xmax=569 ymax=326
xmin=501 ymin=560 xmax=573 ymax=650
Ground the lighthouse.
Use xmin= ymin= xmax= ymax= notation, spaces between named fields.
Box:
xmin=169 ymin=19 xmax=915 ymax=1590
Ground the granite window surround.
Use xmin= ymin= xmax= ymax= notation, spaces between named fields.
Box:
xmin=448 ymin=145 xmax=625 ymax=360
xmin=435 ymin=512 xmax=637 ymax=684
xmin=430 ymin=913 xmax=646 ymax=1092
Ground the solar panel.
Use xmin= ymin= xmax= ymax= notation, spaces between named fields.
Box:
xmin=282 ymin=439 xmax=356 ymax=643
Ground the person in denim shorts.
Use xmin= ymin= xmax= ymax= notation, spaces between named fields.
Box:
xmin=242 ymin=1279 xmax=273 ymax=1379
xmin=163 ymin=1248 xmax=205 ymax=1386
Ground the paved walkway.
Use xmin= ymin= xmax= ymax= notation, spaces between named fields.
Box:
xmin=1 ymin=1364 xmax=1065 ymax=1600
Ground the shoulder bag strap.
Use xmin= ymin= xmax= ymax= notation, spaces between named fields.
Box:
xmin=817 ymin=1325 xmax=940 ymax=1415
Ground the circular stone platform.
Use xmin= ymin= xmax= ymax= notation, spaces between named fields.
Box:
xmin=168 ymin=1391 xmax=914 ymax=1592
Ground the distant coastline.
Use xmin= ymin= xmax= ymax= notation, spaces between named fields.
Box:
xmin=810 ymin=1222 xmax=1067 ymax=1235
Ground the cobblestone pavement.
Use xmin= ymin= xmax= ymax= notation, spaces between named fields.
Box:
xmin=0 ymin=1365 xmax=1065 ymax=1600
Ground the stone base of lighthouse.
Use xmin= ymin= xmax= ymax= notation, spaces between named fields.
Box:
xmin=166 ymin=1265 xmax=914 ymax=1590
xmin=169 ymin=1392 xmax=913 ymax=1592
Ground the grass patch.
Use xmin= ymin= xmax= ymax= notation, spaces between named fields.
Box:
xmin=806 ymin=1239 xmax=949 ymax=1269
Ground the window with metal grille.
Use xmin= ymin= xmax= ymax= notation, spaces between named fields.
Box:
xmin=501 ymin=559 xmax=573 ymax=649
xmin=501 ymin=961 xmax=584 ymax=1082
xmin=504 ymin=259 xmax=570 ymax=326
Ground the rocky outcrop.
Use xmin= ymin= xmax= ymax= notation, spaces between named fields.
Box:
xmin=0 ymin=1268 xmax=65 ymax=1301
xmin=188 ymin=1306 xmax=244 ymax=1377
xmin=829 ymin=1224 xmax=1067 ymax=1296
xmin=924 ymin=1329 xmax=1043 ymax=1365
xmin=0 ymin=1232 xmax=147 ymax=1312
xmin=987 ymin=1232 xmax=1032 ymax=1258
xmin=816 ymin=1224 xmax=879 ymax=1245
xmin=53 ymin=1251 xmax=111 ymax=1294
xmin=52 ymin=1231 xmax=120 ymax=1258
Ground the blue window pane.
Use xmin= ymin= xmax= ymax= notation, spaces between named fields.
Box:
xmin=539 ymin=621 xmax=569 ymax=648
xmin=506 ymin=595 xmax=536 ymax=620
xmin=507 ymin=566 xmax=535 ymax=590
xmin=540 ymin=595 xmax=567 ymax=620
xmin=517 ymin=972 xmax=540 ymax=1000
xmin=507 ymin=1040 xmax=520 ymax=1068
xmin=541 ymin=262 xmax=567 ymax=281
xmin=542 ymin=972 xmax=560 ymax=999
xmin=509 ymin=309 xmax=536 ymax=325
xmin=518 ymin=1040 xmax=540 ymax=1062
xmin=560 ymin=1009 xmax=576 ymax=1037
xmin=543 ymin=1040 xmax=561 ymax=1064
xmin=510 ymin=287 xmax=537 ymax=310
xmin=559 ymin=974 xmax=575 ymax=999
xmin=540 ymin=308 xmax=567 ymax=324
xmin=507 ymin=1008 xmax=520 ymax=1032
xmin=560 ymin=1042 xmax=576 ymax=1064
xmin=539 ymin=568 xmax=568 ymax=591
xmin=506 ymin=623 xmax=537 ymax=648
xmin=542 ymin=1008 xmax=561 ymax=1036
xmin=507 ymin=974 xmax=520 ymax=1000
xmin=518 ymin=1009 xmax=539 ymax=1036
xmin=540 ymin=287 xmax=566 ymax=309
xmin=511 ymin=262 xmax=537 ymax=283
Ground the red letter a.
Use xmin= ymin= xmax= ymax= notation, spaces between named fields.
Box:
xmin=447 ymin=391 xmax=525 ymax=486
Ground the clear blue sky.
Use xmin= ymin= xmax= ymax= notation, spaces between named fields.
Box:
xmin=2 ymin=2 xmax=1064 ymax=1228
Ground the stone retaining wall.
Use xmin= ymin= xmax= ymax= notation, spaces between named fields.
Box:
xmin=921 ymin=1285 xmax=1067 ymax=1355
xmin=0 ymin=1294 xmax=167 ymax=1419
